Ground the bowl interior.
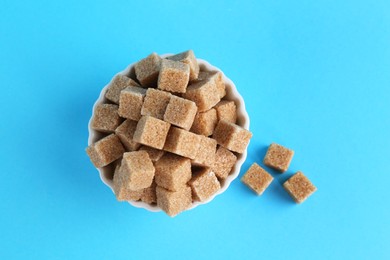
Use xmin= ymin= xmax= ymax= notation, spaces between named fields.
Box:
xmin=88 ymin=54 xmax=250 ymax=212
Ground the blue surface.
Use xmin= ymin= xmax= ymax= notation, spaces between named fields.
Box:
xmin=1 ymin=0 xmax=389 ymax=259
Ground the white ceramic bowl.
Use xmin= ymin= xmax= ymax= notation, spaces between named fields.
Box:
xmin=88 ymin=54 xmax=250 ymax=213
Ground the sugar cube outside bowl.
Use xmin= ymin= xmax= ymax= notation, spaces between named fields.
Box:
xmin=88 ymin=54 xmax=250 ymax=213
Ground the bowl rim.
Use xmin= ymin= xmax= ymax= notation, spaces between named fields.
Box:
xmin=88 ymin=53 xmax=250 ymax=213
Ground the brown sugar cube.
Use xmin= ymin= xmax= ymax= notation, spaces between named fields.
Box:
xmin=139 ymin=145 xmax=165 ymax=162
xmin=91 ymin=104 xmax=121 ymax=133
xmin=105 ymin=74 xmax=140 ymax=104
xmin=209 ymin=71 xmax=226 ymax=99
xmin=167 ymin=50 xmax=199 ymax=81
xmin=283 ymin=171 xmax=317 ymax=203
xmin=263 ymin=143 xmax=294 ymax=172
xmin=113 ymin=164 xmax=143 ymax=201
xmin=214 ymin=100 xmax=237 ymax=124
xmin=196 ymin=71 xmax=214 ymax=82
xmin=118 ymin=86 xmax=146 ymax=121
xmin=86 ymin=134 xmax=125 ymax=168
xmin=134 ymin=52 xmax=162 ymax=87
xmin=211 ymin=147 xmax=237 ymax=180
xmin=115 ymin=119 xmax=140 ymax=151
xmin=154 ymin=153 xmax=191 ymax=191
xmin=241 ymin=163 xmax=273 ymax=195
xmin=156 ymin=185 xmax=192 ymax=217
xmin=192 ymin=136 xmax=217 ymax=167
xmin=183 ymin=78 xmax=221 ymax=112
xmin=163 ymin=95 xmax=197 ymax=130
xmin=157 ymin=59 xmax=190 ymax=93
xmin=163 ymin=127 xmax=201 ymax=159
xmin=114 ymin=183 xmax=143 ymax=201
xmin=213 ymin=120 xmax=253 ymax=153
xmin=196 ymin=71 xmax=212 ymax=81
xmin=141 ymin=88 xmax=172 ymax=119
xmin=133 ymin=115 xmax=171 ymax=149
xmin=190 ymin=108 xmax=218 ymax=136
xmin=141 ymin=181 xmax=157 ymax=204
xmin=189 ymin=167 xmax=221 ymax=202
xmin=197 ymin=71 xmax=226 ymax=99
xmin=117 ymin=151 xmax=155 ymax=190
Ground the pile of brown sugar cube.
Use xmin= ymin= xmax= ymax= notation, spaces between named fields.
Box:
xmin=86 ymin=50 xmax=252 ymax=217
xmin=241 ymin=143 xmax=317 ymax=203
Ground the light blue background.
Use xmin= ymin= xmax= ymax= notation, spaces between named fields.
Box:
xmin=1 ymin=0 xmax=389 ymax=259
